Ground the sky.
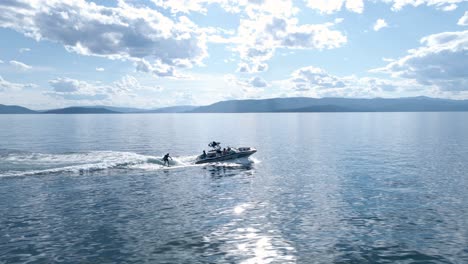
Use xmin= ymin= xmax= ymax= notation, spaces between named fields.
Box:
xmin=0 ymin=0 xmax=467 ymax=109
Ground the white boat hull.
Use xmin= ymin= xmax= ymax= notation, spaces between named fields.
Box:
xmin=195 ymin=148 xmax=256 ymax=164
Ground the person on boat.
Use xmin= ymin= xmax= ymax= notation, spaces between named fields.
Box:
xmin=162 ymin=153 xmax=172 ymax=166
xmin=210 ymin=141 xmax=221 ymax=149
xmin=201 ymin=150 xmax=207 ymax=159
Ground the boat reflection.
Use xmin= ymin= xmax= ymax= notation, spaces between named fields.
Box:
xmin=203 ymin=161 xmax=255 ymax=179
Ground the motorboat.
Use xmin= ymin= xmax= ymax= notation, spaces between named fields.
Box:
xmin=195 ymin=142 xmax=257 ymax=164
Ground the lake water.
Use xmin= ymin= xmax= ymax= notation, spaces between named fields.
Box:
xmin=1 ymin=113 xmax=468 ymax=263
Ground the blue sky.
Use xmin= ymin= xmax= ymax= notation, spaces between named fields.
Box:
xmin=0 ymin=0 xmax=467 ymax=109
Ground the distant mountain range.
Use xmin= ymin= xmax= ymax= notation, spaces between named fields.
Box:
xmin=42 ymin=105 xmax=197 ymax=114
xmin=0 ymin=104 xmax=199 ymax=114
xmin=191 ymin=96 xmax=468 ymax=113
xmin=0 ymin=104 xmax=38 ymax=114
xmin=2 ymin=97 xmax=468 ymax=114
xmin=77 ymin=105 xmax=145 ymax=113
xmin=143 ymin=105 xmax=198 ymax=113
xmin=43 ymin=107 xmax=118 ymax=114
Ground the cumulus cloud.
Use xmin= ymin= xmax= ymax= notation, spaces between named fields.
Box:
xmin=0 ymin=0 xmax=208 ymax=78
xmin=373 ymin=19 xmax=388 ymax=31
xmin=152 ymin=0 xmax=347 ymax=73
xmin=96 ymin=67 xmax=104 ymax=72
xmin=48 ymin=77 xmax=106 ymax=100
xmin=223 ymin=74 xmax=266 ymax=99
xmin=151 ymin=0 xmax=208 ymax=14
xmin=49 ymin=78 xmax=84 ymax=93
xmin=236 ymin=62 xmax=269 ymax=73
xmin=135 ymin=59 xmax=175 ymax=77
xmin=9 ymin=60 xmax=32 ymax=70
xmin=151 ymin=0 xmax=221 ymax=14
xmin=282 ymin=66 xmax=414 ymax=98
xmin=0 ymin=76 xmax=36 ymax=92
xmin=458 ymin=11 xmax=468 ymax=26
xmin=46 ymin=75 xmax=159 ymax=101
xmin=224 ymin=74 xmax=269 ymax=89
xmin=303 ymin=0 xmax=465 ymax=13
xmin=305 ymin=0 xmax=364 ymax=14
xmin=371 ymin=30 xmax=468 ymax=91
xmin=151 ymin=0 xmax=235 ymax=14
xmin=383 ymin=0 xmax=465 ymax=11
xmin=234 ymin=13 xmax=346 ymax=73
xmin=172 ymin=91 xmax=195 ymax=105
xmin=19 ymin=48 xmax=31 ymax=53
xmin=113 ymin=75 xmax=162 ymax=92
xmin=289 ymin=66 xmax=346 ymax=91
xmin=441 ymin=3 xmax=458 ymax=11
xmin=152 ymin=0 xmax=467 ymax=16
xmin=382 ymin=57 xmax=395 ymax=62
xmin=249 ymin=76 xmax=268 ymax=87
xmin=153 ymin=0 xmax=299 ymax=17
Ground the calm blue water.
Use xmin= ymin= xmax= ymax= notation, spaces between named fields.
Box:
xmin=1 ymin=113 xmax=468 ymax=263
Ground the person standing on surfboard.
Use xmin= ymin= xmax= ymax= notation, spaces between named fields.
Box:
xmin=162 ymin=153 xmax=172 ymax=166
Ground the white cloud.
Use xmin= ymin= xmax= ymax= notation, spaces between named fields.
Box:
xmin=152 ymin=0 xmax=214 ymax=14
xmin=334 ymin=18 xmax=345 ymax=24
xmin=172 ymin=91 xmax=195 ymax=105
xmin=371 ymin=30 xmax=468 ymax=91
xmin=152 ymin=0 xmax=199 ymax=14
xmin=236 ymin=62 xmax=269 ymax=73
xmin=305 ymin=0 xmax=344 ymax=14
xmin=234 ymin=14 xmax=346 ymax=73
xmin=382 ymin=57 xmax=395 ymax=62
xmin=0 ymin=60 xmax=3 ymax=64
xmin=305 ymin=0 xmax=364 ymax=14
xmin=383 ymin=0 xmax=466 ymax=11
xmin=223 ymin=74 xmax=266 ymax=99
xmin=113 ymin=75 xmax=162 ymax=92
xmin=96 ymin=67 xmax=105 ymax=72
xmin=346 ymin=0 xmax=365 ymax=13
xmin=153 ymin=0 xmax=299 ymax=17
xmin=289 ymin=66 xmax=346 ymax=91
xmin=224 ymin=74 xmax=269 ymax=88
xmin=48 ymin=77 xmax=118 ymax=101
xmin=280 ymin=66 xmax=421 ymax=98
xmin=47 ymin=75 xmax=161 ymax=101
xmin=48 ymin=78 xmax=107 ymax=101
xmin=152 ymin=0 xmax=347 ymax=73
xmin=249 ymin=76 xmax=268 ymax=87
xmin=458 ymin=11 xmax=468 ymax=26
xmin=19 ymin=48 xmax=31 ymax=53
xmin=304 ymin=0 xmax=465 ymax=14
xmin=373 ymin=19 xmax=388 ymax=31
xmin=49 ymin=78 xmax=84 ymax=93
xmin=135 ymin=59 xmax=175 ymax=77
xmin=151 ymin=0 xmax=236 ymax=14
xmin=9 ymin=60 xmax=32 ymax=70
xmin=0 ymin=76 xmax=36 ymax=92
xmin=441 ymin=3 xmax=458 ymax=11
xmin=0 ymin=0 xmax=208 ymax=78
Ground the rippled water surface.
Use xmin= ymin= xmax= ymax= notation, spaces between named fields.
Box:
xmin=1 ymin=113 xmax=468 ymax=263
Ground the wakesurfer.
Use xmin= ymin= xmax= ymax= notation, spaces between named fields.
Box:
xmin=162 ymin=153 xmax=172 ymax=166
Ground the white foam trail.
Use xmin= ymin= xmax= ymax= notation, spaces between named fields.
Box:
xmin=130 ymin=155 xmax=200 ymax=171
xmin=1 ymin=151 xmax=152 ymax=177
xmin=249 ymin=157 xmax=261 ymax=164
xmin=0 ymin=151 xmax=258 ymax=177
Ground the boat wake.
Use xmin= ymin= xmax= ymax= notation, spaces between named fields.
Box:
xmin=0 ymin=150 xmax=257 ymax=178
